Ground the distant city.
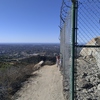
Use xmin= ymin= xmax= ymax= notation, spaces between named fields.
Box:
xmin=0 ymin=43 xmax=60 ymax=62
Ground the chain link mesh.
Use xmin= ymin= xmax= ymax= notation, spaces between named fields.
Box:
xmin=60 ymin=0 xmax=72 ymax=99
xmin=60 ymin=0 xmax=100 ymax=99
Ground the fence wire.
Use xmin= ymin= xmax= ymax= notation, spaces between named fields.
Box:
xmin=60 ymin=0 xmax=100 ymax=100
xmin=60 ymin=0 xmax=72 ymax=99
xmin=78 ymin=0 xmax=100 ymax=45
xmin=76 ymin=0 xmax=100 ymax=100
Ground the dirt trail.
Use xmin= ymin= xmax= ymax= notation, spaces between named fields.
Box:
xmin=13 ymin=65 xmax=64 ymax=100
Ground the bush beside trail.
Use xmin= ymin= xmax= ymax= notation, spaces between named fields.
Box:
xmin=0 ymin=55 xmax=56 ymax=100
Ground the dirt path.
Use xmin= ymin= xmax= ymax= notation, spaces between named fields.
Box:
xmin=13 ymin=65 xmax=64 ymax=100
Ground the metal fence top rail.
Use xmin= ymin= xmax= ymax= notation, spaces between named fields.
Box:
xmin=76 ymin=45 xmax=100 ymax=47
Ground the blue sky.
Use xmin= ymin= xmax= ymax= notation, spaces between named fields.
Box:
xmin=0 ymin=0 xmax=62 ymax=43
xmin=77 ymin=1 xmax=100 ymax=44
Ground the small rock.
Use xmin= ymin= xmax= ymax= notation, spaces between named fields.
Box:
xmin=97 ymin=84 xmax=100 ymax=90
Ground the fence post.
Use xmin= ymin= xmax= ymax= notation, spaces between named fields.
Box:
xmin=71 ymin=0 xmax=78 ymax=100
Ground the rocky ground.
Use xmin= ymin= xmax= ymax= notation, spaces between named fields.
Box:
xmin=75 ymin=56 xmax=100 ymax=100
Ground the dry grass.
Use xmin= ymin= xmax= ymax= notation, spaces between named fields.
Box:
xmin=0 ymin=56 xmax=56 ymax=100
xmin=0 ymin=63 xmax=35 ymax=100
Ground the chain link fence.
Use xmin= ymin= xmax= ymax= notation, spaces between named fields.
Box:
xmin=60 ymin=0 xmax=72 ymax=99
xmin=60 ymin=0 xmax=100 ymax=100
xmin=76 ymin=0 xmax=100 ymax=100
